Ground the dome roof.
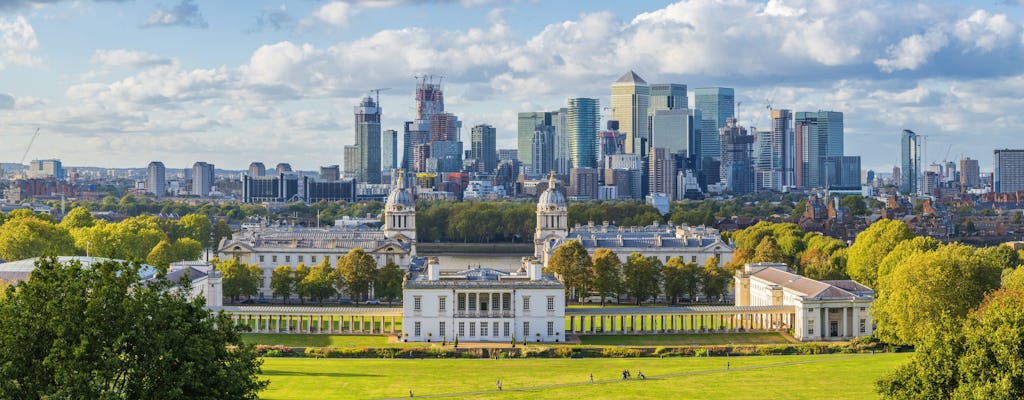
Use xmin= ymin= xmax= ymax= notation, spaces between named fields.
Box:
xmin=538 ymin=186 xmax=566 ymax=207
xmin=386 ymin=187 xmax=414 ymax=207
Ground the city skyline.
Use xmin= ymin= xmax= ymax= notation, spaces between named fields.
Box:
xmin=1 ymin=0 xmax=1024 ymax=171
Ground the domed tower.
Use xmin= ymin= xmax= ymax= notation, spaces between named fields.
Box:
xmin=384 ymin=171 xmax=417 ymax=254
xmin=535 ymin=172 xmax=569 ymax=263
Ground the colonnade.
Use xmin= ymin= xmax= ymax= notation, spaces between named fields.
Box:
xmin=223 ymin=307 xmax=403 ymax=334
xmin=565 ymin=306 xmax=794 ymax=335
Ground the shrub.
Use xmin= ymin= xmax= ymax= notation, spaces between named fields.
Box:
xmin=600 ymin=347 xmax=641 ymax=358
xmin=376 ymin=348 xmax=398 ymax=359
xmin=554 ymin=347 xmax=576 ymax=358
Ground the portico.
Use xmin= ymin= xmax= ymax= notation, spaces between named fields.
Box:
xmin=215 ymin=306 xmax=403 ymax=334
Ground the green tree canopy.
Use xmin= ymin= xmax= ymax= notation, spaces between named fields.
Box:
xmin=839 ymin=195 xmax=868 ymax=216
xmin=270 ymin=265 xmax=294 ymax=302
xmin=751 ymin=236 xmax=785 ymax=263
xmin=375 ymin=261 xmax=405 ymax=305
xmin=546 ymin=240 xmax=593 ymax=301
xmin=622 ymin=253 xmax=662 ymax=305
xmin=179 ymin=213 xmax=213 ymax=249
xmin=302 ymin=260 xmax=336 ymax=303
xmin=0 ymin=215 xmax=75 ymax=261
xmin=145 ymin=240 xmax=174 ymax=270
xmin=846 ymin=219 xmax=915 ymax=288
xmin=58 ymin=206 xmax=95 ymax=229
xmin=0 ymin=257 xmax=266 ymax=398
xmin=216 ymin=258 xmax=262 ymax=302
xmin=590 ymin=248 xmax=622 ymax=305
xmin=1003 ymin=267 xmax=1024 ymax=290
xmin=663 ymin=257 xmax=700 ymax=304
xmin=337 ymin=248 xmax=377 ymax=303
xmin=700 ymin=257 xmax=731 ymax=301
xmin=171 ymin=237 xmax=203 ymax=262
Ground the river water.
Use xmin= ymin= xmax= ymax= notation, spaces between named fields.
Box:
xmin=433 ymin=254 xmax=529 ymax=272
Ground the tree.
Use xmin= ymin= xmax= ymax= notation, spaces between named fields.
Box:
xmin=663 ymin=257 xmax=699 ymax=304
xmin=0 ymin=257 xmax=267 ymax=398
xmin=179 ymin=214 xmax=213 ymax=249
xmin=590 ymin=248 xmax=622 ymax=305
xmin=839 ymin=195 xmax=868 ymax=216
xmin=700 ymin=258 xmax=730 ymax=302
xmin=375 ymin=261 xmax=404 ymax=305
xmin=846 ymin=219 xmax=914 ymax=289
xmin=621 ymin=253 xmax=662 ymax=305
xmin=0 ymin=216 xmax=76 ymax=261
xmin=873 ymin=243 xmax=1003 ymax=345
xmin=212 ymin=219 xmax=233 ymax=248
xmin=146 ymin=240 xmax=174 ymax=270
xmin=302 ymin=260 xmax=336 ymax=303
xmin=751 ymin=236 xmax=785 ymax=263
xmin=59 ymin=206 xmax=96 ymax=229
xmin=545 ymin=240 xmax=592 ymax=301
xmin=172 ymin=237 xmax=203 ymax=261
xmin=878 ymin=288 xmax=1024 ymax=399
xmin=217 ymin=258 xmax=262 ymax=302
xmin=270 ymin=266 xmax=294 ymax=303
xmin=292 ymin=264 xmax=311 ymax=303
xmin=337 ymin=248 xmax=377 ymax=303
xmin=1004 ymin=267 xmax=1024 ymax=290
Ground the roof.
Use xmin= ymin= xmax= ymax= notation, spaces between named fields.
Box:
xmin=404 ymin=266 xmax=563 ymax=289
xmin=219 ymin=225 xmax=410 ymax=252
xmin=386 ymin=187 xmax=414 ymax=207
xmin=614 ymin=70 xmax=647 ymax=85
xmin=750 ymin=266 xmax=872 ymax=301
xmin=538 ymin=186 xmax=566 ymax=207
xmin=0 ymin=256 xmax=159 ymax=283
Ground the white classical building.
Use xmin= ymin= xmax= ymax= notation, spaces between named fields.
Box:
xmin=218 ymin=178 xmax=417 ymax=297
xmin=402 ymin=257 xmax=566 ymax=343
xmin=734 ymin=263 xmax=874 ymax=341
xmin=533 ymin=174 xmax=734 ymax=266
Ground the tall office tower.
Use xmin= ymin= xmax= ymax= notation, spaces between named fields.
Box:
xmin=412 ymin=144 xmax=431 ymax=173
xmin=821 ymin=156 xmax=861 ymax=188
xmin=382 ymin=129 xmax=398 ymax=171
xmin=191 ymin=162 xmax=214 ymax=197
xmin=694 ymin=87 xmax=735 ymax=162
xmin=994 ymin=149 xmax=1024 ymax=193
xmin=650 ymin=108 xmax=700 ymax=157
xmin=275 ymin=163 xmax=292 ymax=175
xmin=960 ymin=157 xmax=980 ymax=190
xmin=598 ymin=121 xmax=626 ymax=166
xmin=944 ymin=161 xmax=957 ymax=184
xmin=753 ymin=129 xmax=774 ymax=191
xmin=900 ymin=129 xmax=921 ymax=194
xmin=147 ymin=161 xmax=165 ymax=197
xmin=531 ymin=126 xmax=555 ymax=176
xmin=795 ymin=111 xmax=843 ymax=188
xmin=567 ymin=98 xmax=600 ymax=169
xmin=429 ymin=113 xmax=460 ymax=142
xmin=354 ymin=95 xmax=382 ymax=184
xmin=416 ymin=78 xmax=444 ymax=121
xmin=248 ymin=162 xmax=266 ymax=177
xmin=649 ymin=83 xmax=688 ymax=113
xmin=568 ymin=167 xmax=599 ymax=200
xmin=611 ymin=71 xmax=650 ymax=154
xmin=403 ymin=121 xmax=431 ymax=171
xmin=27 ymin=159 xmax=63 ymax=179
xmin=343 ymin=145 xmax=360 ymax=177
xmin=517 ymin=111 xmax=552 ymax=167
xmin=470 ymin=124 xmax=497 ymax=173
xmin=497 ymin=149 xmax=518 ymax=162
xmin=551 ymin=107 xmax=570 ymax=174
xmin=770 ymin=109 xmax=794 ymax=190
xmin=320 ymin=165 xmax=340 ymax=181
xmin=648 ymin=147 xmax=676 ymax=198
xmin=719 ymin=118 xmax=754 ymax=195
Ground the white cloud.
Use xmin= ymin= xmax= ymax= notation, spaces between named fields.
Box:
xmin=312 ymin=1 xmax=354 ymax=27
xmin=90 ymin=49 xmax=172 ymax=68
xmin=0 ymin=16 xmax=39 ymax=70
xmin=953 ymin=10 xmax=1017 ymax=52
xmin=875 ymin=28 xmax=949 ymax=72
xmin=142 ymin=0 xmax=209 ymax=29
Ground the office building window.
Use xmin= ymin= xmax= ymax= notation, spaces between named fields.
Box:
xmin=503 ymin=322 xmax=510 ymax=337
xmin=459 ymin=322 xmax=465 ymax=337
xmin=272 ymin=255 xmax=277 ymax=263
xmin=298 ymin=255 xmax=303 ymax=263
xmin=502 ymin=293 xmax=511 ymax=310
xmin=468 ymin=293 xmax=477 ymax=311
xmin=458 ymin=293 xmax=466 ymax=311
xmin=259 ymin=255 xmax=265 ymax=263
xmin=285 ymin=255 xmax=290 ymax=263
xmin=311 ymin=255 xmax=317 ymax=263
xmin=481 ymin=322 xmax=488 ymax=336
xmin=493 ymin=322 xmax=499 ymax=337
xmin=859 ymin=319 xmax=866 ymax=333
xmin=808 ymin=320 xmax=815 ymax=335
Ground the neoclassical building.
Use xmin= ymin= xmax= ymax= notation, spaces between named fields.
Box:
xmin=735 ymin=262 xmax=874 ymax=341
xmin=533 ymin=174 xmax=734 ymax=266
xmin=402 ymin=257 xmax=566 ymax=343
xmin=218 ymin=179 xmax=417 ymax=297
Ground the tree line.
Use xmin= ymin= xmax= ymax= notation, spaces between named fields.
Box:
xmin=214 ymin=248 xmax=404 ymax=305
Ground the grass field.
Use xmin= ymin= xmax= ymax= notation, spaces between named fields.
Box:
xmin=258 ymin=353 xmax=910 ymax=399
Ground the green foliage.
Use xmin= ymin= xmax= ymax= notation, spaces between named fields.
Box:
xmin=0 ymin=215 xmax=75 ymax=260
xmin=146 ymin=240 xmax=174 ymax=270
xmin=302 ymin=259 xmax=337 ymax=303
xmin=751 ymin=236 xmax=785 ymax=263
xmin=622 ymin=253 xmax=662 ymax=304
xmin=171 ymin=237 xmax=203 ymax=261
xmin=846 ymin=219 xmax=914 ymax=288
xmin=58 ymin=206 xmax=95 ymax=229
xmin=271 ymin=265 xmax=295 ymax=302
xmin=662 ymin=257 xmax=699 ymax=304
xmin=1004 ymin=267 xmax=1024 ymax=289
xmin=293 ymin=264 xmax=311 ymax=303
xmin=337 ymin=248 xmax=377 ymax=303
xmin=839 ymin=195 xmax=869 ymax=216
xmin=568 ymin=202 xmax=664 ymax=227
xmin=415 ymin=201 xmax=534 ymax=243
xmin=0 ymin=257 xmax=267 ymax=398
xmin=375 ymin=261 xmax=404 ymax=305
xmin=546 ymin=240 xmax=593 ymax=300
xmin=728 ymin=222 xmax=806 ymax=269
xmin=873 ymin=243 xmax=1003 ymax=345
xmin=700 ymin=258 xmax=731 ymax=301
xmin=590 ymin=248 xmax=622 ymax=304
xmin=217 ymin=258 xmax=263 ymax=302
xmin=179 ymin=213 xmax=213 ymax=249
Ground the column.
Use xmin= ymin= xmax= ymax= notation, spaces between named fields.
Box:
xmin=842 ymin=307 xmax=848 ymax=338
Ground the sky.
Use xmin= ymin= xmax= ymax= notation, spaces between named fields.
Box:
xmin=2 ymin=0 xmax=1024 ymax=173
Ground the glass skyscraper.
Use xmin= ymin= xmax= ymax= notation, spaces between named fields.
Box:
xmin=568 ymin=98 xmax=600 ymax=169
xmin=795 ymin=111 xmax=843 ymax=188
xmin=900 ymin=129 xmax=920 ymax=194
xmin=354 ymin=96 xmax=382 ymax=184
xmin=611 ymin=71 xmax=649 ymax=155
xmin=694 ymin=87 xmax=735 ymax=161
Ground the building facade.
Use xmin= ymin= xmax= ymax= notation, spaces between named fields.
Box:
xmin=900 ymin=129 xmax=920 ymax=194
xmin=994 ymin=149 xmax=1024 ymax=193
xmin=719 ymin=118 xmax=754 ymax=195
xmin=516 ymin=112 xmax=551 ymax=167
xmin=147 ymin=161 xmax=165 ymax=197
xmin=191 ymin=161 xmax=214 ymax=197
xmin=694 ymin=87 xmax=734 ymax=163
xmin=611 ymin=70 xmax=650 ymax=154
xmin=355 ymin=95 xmax=382 ymax=184
xmin=960 ymin=157 xmax=980 ymax=190
xmin=402 ymin=258 xmax=566 ymax=343
xmin=568 ymin=98 xmax=600 ymax=169
xmin=470 ymin=124 xmax=497 ymax=173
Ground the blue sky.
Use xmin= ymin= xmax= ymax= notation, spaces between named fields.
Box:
xmin=2 ymin=0 xmax=1024 ymax=173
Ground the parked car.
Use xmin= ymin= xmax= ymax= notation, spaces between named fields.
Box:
xmin=365 ymin=299 xmax=381 ymax=305
xmin=582 ymin=296 xmax=618 ymax=304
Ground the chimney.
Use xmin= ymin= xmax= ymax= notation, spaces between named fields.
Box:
xmin=427 ymin=257 xmax=440 ymax=281
xmin=528 ymin=259 xmax=543 ymax=281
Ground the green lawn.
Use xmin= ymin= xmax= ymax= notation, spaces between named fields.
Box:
xmin=259 ymin=353 xmax=910 ymax=399
xmin=576 ymin=332 xmax=791 ymax=346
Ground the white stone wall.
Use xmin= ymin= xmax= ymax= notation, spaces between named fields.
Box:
xmin=402 ymin=286 xmax=566 ymax=343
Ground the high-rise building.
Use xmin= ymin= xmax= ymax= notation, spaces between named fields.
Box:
xmin=611 ymin=71 xmax=650 ymax=154
xmin=470 ymin=124 xmax=497 ymax=173
xmin=567 ymin=98 xmax=600 ymax=169
xmin=248 ymin=162 xmax=266 ymax=177
xmin=900 ymin=129 xmax=921 ymax=194
xmin=960 ymin=157 xmax=980 ymax=190
xmin=598 ymin=121 xmax=626 ymax=167
xmin=694 ymin=87 xmax=735 ymax=162
xmin=648 ymin=147 xmax=676 ymax=198
xmin=27 ymin=159 xmax=63 ymax=179
xmin=994 ymin=149 xmax=1024 ymax=193
xmin=147 ymin=161 xmax=165 ymax=197
xmin=382 ymin=129 xmax=398 ymax=171
xmin=568 ymin=167 xmax=599 ymax=200
xmin=821 ymin=156 xmax=861 ymax=188
xmin=343 ymin=145 xmax=360 ymax=177
xmin=795 ymin=111 xmax=843 ymax=188
xmin=753 ymin=129 xmax=774 ymax=191
xmin=429 ymin=113 xmax=460 ymax=142
xmin=531 ymin=126 xmax=555 ymax=176
xmin=770 ymin=109 xmax=794 ymax=190
xmin=497 ymin=149 xmax=518 ymax=162
xmin=649 ymin=83 xmax=688 ymax=113
xmin=650 ymin=108 xmax=700 ymax=157
xmin=415 ymin=78 xmax=444 ymax=122
xmin=517 ymin=112 xmax=552 ymax=167
xmin=551 ymin=108 xmax=570 ymax=175
xmin=355 ymin=95 xmax=382 ymax=184
xmin=275 ymin=163 xmax=292 ymax=175
xmin=191 ymin=162 xmax=214 ymax=197
xmin=719 ymin=118 xmax=754 ymax=195
xmin=320 ymin=165 xmax=340 ymax=181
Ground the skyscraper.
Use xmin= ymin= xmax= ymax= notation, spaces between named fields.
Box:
xmin=694 ymin=87 xmax=735 ymax=162
xmin=320 ymin=165 xmax=340 ymax=181
xmin=275 ymin=163 xmax=292 ymax=175
xmin=191 ymin=162 xmax=214 ymax=197
xmin=551 ymin=107 xmax=570 ymax=174
xmin=994 ymin=149 xmax=1024 ymax=193
xmin=517 ymin=111 xmax=552 ymax=167
xmin=795 ymin=111 xmax=843 ymax=188
xmin=568 ymin=98 xmax=599 ymax=169
xmin=248 ymin=162 xmax=265 ymax=177
xmin=470 ymin=124 xmax=497 ymax=173
xmin=770 ymin=109 xmax=794 ymax=190
xmin=429 ymin=113 xmax=460 ymax=142
xmin=531 ymin=126 xmax=555 ymax=175
xmin=960 ymin=157 xmax=980 ymax=190
xmin=611 ymin=71 xmax=650 ymax=154
xmin=147 ymin=161 xmax=165 ymax=198
xmin=382 ymin=129 xmax=398 ymax=171
xmin=649 ymin=83 xmax=688 ymax=113
xmin=650 ymin=108 xmax=700 ymax=157
xmin=648 ymin=147 xmax=676 ymax=197
xmin=719 ymin=118 xmax=754 ymax=195
xmin=354 ymin=95 xmax=382 ymax=184
xmin=900 ymin=129 xmax=921 ymax=194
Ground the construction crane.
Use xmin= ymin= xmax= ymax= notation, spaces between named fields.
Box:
xmin=368 ymin=88 xmax=391 ymax=106
xmin=20 ymin=128 xmax=41 ymax=166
